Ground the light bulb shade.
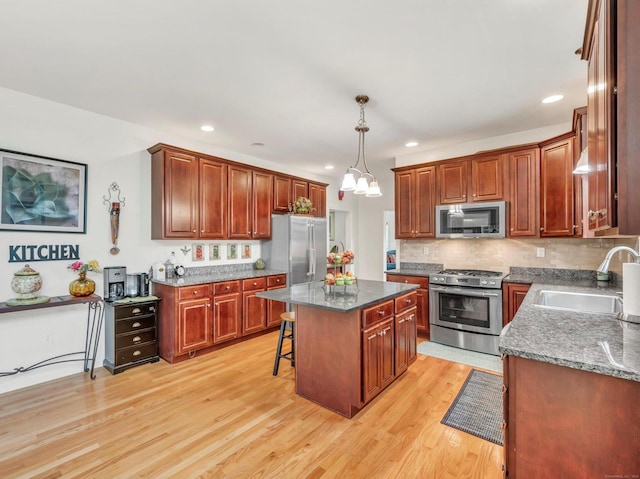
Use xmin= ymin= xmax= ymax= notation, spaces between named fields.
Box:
xmin=573 ymin=147 xmax=589 ymax=174
xmin=340 ymin=172 xmax=356 ymax=191
xmin=365 ymin=181 xmax=382 ymax=197
xmin=353 ymin=177 xmax=369 ymax=194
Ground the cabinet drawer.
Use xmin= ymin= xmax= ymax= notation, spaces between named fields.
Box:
xmin=178 ymin=284 xmax=212 ymax=301
xmin=114 ymin=302 xmax=158 ymax=319
xmin=115 ymin=328 xmax=157 ymax=350
xmin=115 ymin=315 xmax=156 ymax=334
xmin=395 ymin=291 xmax=418 ymax=314
xmin=115 ymin=342 xmax=158 ymax=366
xmin=362 ymin=300 xmax=394 ymax=328
xmin=242 ymin=277 xmax=266 ymax=291
xmin=387 ymin=274 xmax=429 ymax=289
xmin=214 ymin=280 xmax=241 ymax=295
xmin=267 ymin=274 xmax=286 ymax=288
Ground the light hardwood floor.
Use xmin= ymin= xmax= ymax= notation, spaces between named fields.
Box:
xmin=0 ymin=333 xmax=503 ymax=479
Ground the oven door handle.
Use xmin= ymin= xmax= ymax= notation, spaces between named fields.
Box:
xmin=430 ymin=286 xmax=500 ymax=297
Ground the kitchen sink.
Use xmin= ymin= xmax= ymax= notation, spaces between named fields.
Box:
xmin=533 ymin=290 xmax=623 ymax=314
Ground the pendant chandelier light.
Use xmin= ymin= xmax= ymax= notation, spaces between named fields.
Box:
xmin=340 ymin=95 xmax=382 ymax=197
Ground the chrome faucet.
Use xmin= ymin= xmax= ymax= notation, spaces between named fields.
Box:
xmin=597 ymin=242 xmax=640 ymax=274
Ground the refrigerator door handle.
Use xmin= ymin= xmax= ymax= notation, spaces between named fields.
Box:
xmin=308 ymin=220 xmax=316 ymax=278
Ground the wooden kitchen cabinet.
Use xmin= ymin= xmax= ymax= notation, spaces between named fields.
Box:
xmin=508 ymin=147 xmax=540 ymax=237
xmin=228 ymin=166 xmax=272 ymax=239
xmin=395 ymin=291 xmax=418 ymax=377
xmin=503 ymin=355 xmax=640 ymax=478
xmin=502 ymin=282 xmax=531 ymax=326
xmin=149 ymin=145 xmax=227 ymax=240
xmin=386 ymin=274 xmax=429 ymax=334
xmin=437 ymin=159 xmax=468 ymax=204
xmin=362 ymin=317 xmax=395 ymax=404
xmin=539 ymin=134 xmax=576 ymax=237
xmin=292 ymin=179 xmax=308 ymax=201
xmin=308 ymin=182 xmax=326 ymax=218
xmin=252 ymin=171 xmax=273 ymax=238
xmin=266 ymin=274 xmax=287 ymax=328
xmin=394 ymin=166 xmax=436 ymax=238
xmin=177 ymin=296 xmax=213 ymax=354
xmin=273 ymin=175 xmax=292 ymax=212
xmin=242 ymin=277 xmax=267 ymax=335
xmin=470 ymin=153 xmax=506 ymax=201
xmin=213 ymin=280 xmax=242 ymax=344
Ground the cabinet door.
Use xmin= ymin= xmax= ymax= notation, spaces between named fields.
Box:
xmin=379 ymin=319 xmax=395 ymax=391
xmin=415 ymin=166 xmax=436 ymax=237
xmin=267 ymin=285 xmax=287 ymax=328
xmin=252 ymin=171 xmax=273 ymax=238
xmin=199 ymin=158 xmax=227 ymax=239
xmin=471 ymin=154 xmax=505 ymax=201
xmin=540 ymin=138 xmax=575 ymax=237
xmin=438 ymin=160 xmax=468 ymax=204
xmin=416 ymin=288 xmax=429 ymax=333
xmin=177 ymin=298 xmax=212 ymax=354
xmin=213 ymin=292 xmax=242 ymax=344
xmin=292 ymin=179 xmax=308 ymax=201
xmin=308 ymin=183 xmax=326 ymax=218
xmin=228 ymin=165 xmax=252 ymax=239
xmin=395 ymin=170 xmax=415 ymax=238
xmin=395 ymin=310 xmax=410 ymax=376
xmin=362 ymin=323 xmax=382 ymax=403
xmin=502 ymin=283 xmax=531 ymax=326
xmin=273 ymin=175 xmax=292 ymax=212
xmin=161 ymin=150 xmax=199 ymax=239
xmin=242 ymin=290 xmax=267 ymax=335
xmin=509 ymin=148 xmax=539 ymax=237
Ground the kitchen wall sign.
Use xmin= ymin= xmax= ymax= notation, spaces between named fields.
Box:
xmin=0 ymin=148 xmax=87 ymax=233
xmin=9 ymin=243 xmax=80 ymax=263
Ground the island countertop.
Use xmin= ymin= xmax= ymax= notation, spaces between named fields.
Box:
xmin=499 ymin=282 xmax=640 ymax=383
xmin=256 ymin=279 xmax=418 ymax=313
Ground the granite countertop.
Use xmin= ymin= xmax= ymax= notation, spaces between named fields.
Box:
xmin=151 ymin=268 xmax=287 ymax=287
xmin=499 ymin=281 xmax=639 ymax=383
xmin=255 ymin=279 xmax=418 ymax=313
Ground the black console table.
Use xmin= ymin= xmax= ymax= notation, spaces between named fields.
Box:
xmin=0 ymin=294 xmax=104 ymax=379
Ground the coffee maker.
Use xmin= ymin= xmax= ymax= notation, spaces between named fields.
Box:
xmin=104 ymin=266 xmax=126 ymax=301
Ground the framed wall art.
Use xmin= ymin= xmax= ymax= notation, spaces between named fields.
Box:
xmin=227 ymin=243 xmax=237 ymax=260
xmin=1 ymin=148 xmax=88 ymax=233
xmin=242 ymin=244 xmax=251 ymax=259
xmin=209 ymin=243 xmax=221 ymax=260
xmin=192 ymin=243 xmax=204 ymax=261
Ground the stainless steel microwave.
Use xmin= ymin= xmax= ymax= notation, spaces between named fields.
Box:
xmin=435 ymin=201 xmax=506 ymax=238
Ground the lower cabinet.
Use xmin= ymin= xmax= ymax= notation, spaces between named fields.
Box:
xmin=104 ymin=299 xmax=160 ymax=374
xmin=502 ymin=282 xmax=532 ymax=326
xmin=266 ymin=274 xmax=287 ymax=327
xmin=386 ymin=274 xmax=429 ymax=333
xmin=362 ymin=317 xmax=395 ymax=404
xmin=153 ymin=274 xmax=284 ymax=363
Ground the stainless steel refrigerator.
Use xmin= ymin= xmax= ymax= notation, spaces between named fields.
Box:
xmin=262 ymin=214 xmax=327 ymax=285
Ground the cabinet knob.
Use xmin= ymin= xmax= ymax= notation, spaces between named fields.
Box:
xmin=133 ymin=336 xmax=141 ymax=343
xmin=201 ymin=230 xmax=204 ymax=233
xmin=192 ymin=230 xmax=196 ymax=233
xmin=133 ymin=350 xmax=141 ymax=357
xmin=132 ymin=322 xmax=141 ymax=328
xmin=378 ymin=310 xmax=384 ymax=315
xmin=406 ymin=299 xmax=412 ymax=304
xmin=404 ymin=280 xmax=408 ymax=283
xmin=510 ymin=228 xmax=513 ymax=232
xmin=226 ymin=286 xmax=230 ymax=290
xmin=207 ymin=303 xmax=211 ymax=308
xmin=253 ymin=282 xmax=257 ymax=286
xmin=193 ymin=290 xmax=198 ymax=295
xmin=132 ymin=308 xmax=141 ymax=314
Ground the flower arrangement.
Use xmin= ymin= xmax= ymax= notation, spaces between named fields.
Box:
xmin=68 ymin=260 xmax=102 ymax=274
xmin=294 ymin=197 xmax=314 ymax=214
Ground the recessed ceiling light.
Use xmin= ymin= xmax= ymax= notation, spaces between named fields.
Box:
xmin=324 ymin=165 xmax=334 ymax=170
xmin=405 ymin=141 xmax=418 ymax=148
xmin=251 ymin=142 xmax=265 ymax=147
xmin=200 ymin=125 xmax=215 ymax=132
xmin=542 ymin=95 xmax=564 ymax=104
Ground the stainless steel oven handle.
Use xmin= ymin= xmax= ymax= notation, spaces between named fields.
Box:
xmin=430 ymin=285 xmax=500 ymax=297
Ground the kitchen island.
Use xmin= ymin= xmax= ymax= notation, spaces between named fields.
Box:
xmin=257 ymin=279 xmax=419 ymax=418
xmin=499 ymin=281 xmax=640 ymax=478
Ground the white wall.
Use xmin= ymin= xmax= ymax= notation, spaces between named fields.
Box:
xmin=0 ymin=87 xmax=336 ymax=393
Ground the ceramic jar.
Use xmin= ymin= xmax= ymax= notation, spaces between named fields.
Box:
xmin=11 ymin=264 xmax=43 ymax=300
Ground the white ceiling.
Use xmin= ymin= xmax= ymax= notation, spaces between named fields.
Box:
xmin=1 ymin=0 xmax=588 ymax=181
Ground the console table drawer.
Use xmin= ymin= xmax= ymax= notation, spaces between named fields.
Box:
xmin=115 ymin=342 xmax=158 ymax=366
xmin=115 ymin=328 xmax=157 ymax=349
xmin=115 ymin=315 xmax=156 ymax=334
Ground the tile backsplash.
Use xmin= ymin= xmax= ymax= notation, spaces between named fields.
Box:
xmin=399 ymin=237 xmax=639 ymax=274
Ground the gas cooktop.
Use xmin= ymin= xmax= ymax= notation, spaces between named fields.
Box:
xmin=430 ymin=269 xmax=507 ymax=288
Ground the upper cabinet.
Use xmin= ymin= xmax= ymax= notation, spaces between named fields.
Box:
xmin=437 ymin=155 xmax=505 ymax=205
xmin=539 ymin=135 xmax=576 ymax=237
xmin=508 ymin=147 xmax=539 ymax=237
xmin=150 ymin=146 xmax=227 ymax=240
xmin=582 ymin=0 xmax=640 ymax=235
xmin=395 ymin=166 xmax=436 ymax=238
xmin=149 ymin=144 xmax=327 ymax=240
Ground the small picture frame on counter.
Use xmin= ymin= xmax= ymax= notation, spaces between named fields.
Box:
xmin=210 ymin=243 xmax=221 ymax=261
xmin=242 ymin=244 xmax=251 ymax=259
xmin=227 ymin=243 xmax=237 ymax=260
xmin=192 ymin=244 xmax=204 ymax=261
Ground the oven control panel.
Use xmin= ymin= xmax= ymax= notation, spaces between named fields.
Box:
xmin=429 ymin=274 xmax=502 ymax=288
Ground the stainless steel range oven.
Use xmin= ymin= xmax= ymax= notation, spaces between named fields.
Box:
xmin=429 ymin=269 xmax=506 ymax=356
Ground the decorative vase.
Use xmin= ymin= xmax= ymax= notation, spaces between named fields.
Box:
xmin=69 ymin=271 xmax=96 ymax=297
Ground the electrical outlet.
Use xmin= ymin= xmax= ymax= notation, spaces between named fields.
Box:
xmin=536 ymin=247 xmax=545 ymax=258
xmin=423 ymin=247 xmax=429 ymax=255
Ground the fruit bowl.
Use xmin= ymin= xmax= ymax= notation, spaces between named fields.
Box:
xmin=327 ymin=249 xmax=355 ymax=265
